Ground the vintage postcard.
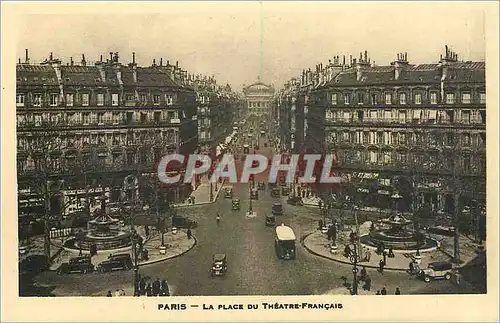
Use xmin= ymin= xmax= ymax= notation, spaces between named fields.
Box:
xmin=1 ymin=1 xmax=499 ymax=322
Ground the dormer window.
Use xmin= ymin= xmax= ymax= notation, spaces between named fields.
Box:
xmin=430 ymin=92 xmax=438 ymax=104
xmin=112 ymin=93 xmax=119 ymax=106
xmin=166 ymin=95 xmax=173 ymax=105
xmin=446 ymin=93 xmax=455 ymax=104
xmin=50 ymin=94 xmax=59 ymax=106
xmin=385 ymin=93 xmax=392 ymax=105
xmin=66 ymin=93 xmax=74 ymax=107
xmin=140 ymin=94 xmax=147 ymax=105
xmin=399 ymin=93 xmax=406 ymax=105
xmin=344 ymin=94 xmax=350 ymax=105
xmin=480 ymin=93 xmax=486 ymax=104
xmin=462 ymin=93 xmax=471 ymax=104
xmin=414 ymin=93 xmax=422 ymax=105
xmin=33 ymin=94 xmax=42 ymax=107
xmin=16 ymin=94 xmax=25 ymax=107
xmin=97 ymin=93 xmax=104 ymax=106
xmin=153 ymin=94 xmax=160 ymax=105
xmin=331 ymin=93 xmax=337 ymax=105
xmin=371 ymin=94 xmax=377 ymax=105
xmin=82 ymin=93 xmax=89 ymax=106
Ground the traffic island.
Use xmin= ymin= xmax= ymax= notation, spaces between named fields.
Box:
xmin=45 ymin=230 xmax=196 ymax=271
xmin=302 ymin=230 xmax=480 ymax=272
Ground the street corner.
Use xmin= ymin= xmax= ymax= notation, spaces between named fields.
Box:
xmin=139 ymin=230 xmax=197 ymax=266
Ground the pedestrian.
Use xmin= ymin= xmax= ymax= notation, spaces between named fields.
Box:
xmin=153 ymin=278 xmax=161 ymax=296
xmin=146 ymin=283 xmax=153 ymax=296
xmin=365 ymin=248 xmax=372 ymax=262
xmin=120 ymin=289 xmax=126 ymax=296
xmin=360 ymin=267 xmax=367 ymax=281
xmin=161 ymin=279 xmax=170 ymax=296
xmin=375 ymin=290 xmax=381 ymax=295
xmin=139 ymin=277 xmax=146 ymax=295
xmin=388 ymin=247 xmax=395 ymax=258
xmin=114 ymin=289 xmax=121 ymax=297
xmin=409 ymin=261 xmax=415 ymax=274
xmin=381 ymin=287 xmax=387 ymax=295
xmin=344 ymin=245 xmax=351 ymax=258
xmin=106 ymin=290 xmax=112 ymax=297
xmin=363 ymin=275 xmax=371 ymax=291
xmin=395 ymin=287 xmax=401 ymax=295
xmin=378 ymin=259 xmax=385 ymax=273
xmin=187 ymin=228 xmax=192 ymax=240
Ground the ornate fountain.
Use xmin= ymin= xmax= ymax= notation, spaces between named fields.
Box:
xmin=359 ymin=214 xmax=437 ymax=251
xmin=64 ymin=196 xmax=132 ymax=252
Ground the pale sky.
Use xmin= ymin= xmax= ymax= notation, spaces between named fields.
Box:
xmin=15 ymin=2 xmax=486 ymax=92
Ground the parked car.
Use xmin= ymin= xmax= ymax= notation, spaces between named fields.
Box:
xmin=224 ymin=187 xmax=233 ymax=198
xmin=272 ymin=203 xmax=283 ymax=216
xmin=271 ymin=187 xmax=280 ymax=198
xmin=281 ymin=187 xmax=290 ymax=196
xmin=232 ymin=198 xmax=241 ymax=210
xmin=97 ymin=256 xmax=132 ymax=273
xmin=418 ymin=261 xmax=453 ymax=282
xmin=425 ymin=225 xmax=455 ymax=237
xmin=211 ymin=253 xmax=228 ymax=277
xmin=172 ymin=215 xmax=198 ymax=229
xmin=57 ymin=255 xmax=94 ymax=274
xmin=287 ymin=196 xmax=303 ymax=206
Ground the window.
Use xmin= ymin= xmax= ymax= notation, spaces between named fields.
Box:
xmin=480 ymin=93 xmax=486 ymax=104
xmin=33 ymin=94 xmax=42 ymax=107
xmin=153 ymin=94 xmax=160 ymax=105
xmin=97 ymin=113 xmax=105 ymax=124
xmin=125 ymin=94 xmax=135 ymax=101
xmin=50 ymin=94 xmax=59 ymax=106
xmin=414 ymin=93 xmax=422 ymax=105
xmin=166 ymin=95 xmax=173 ymax=105
xmin=82 ymin=93 xmax=89 ymax=106
xmin=357 ymin=92 xmax=364 ymax=104
xmin=66 ymin=93 xmax=74 ymax=106
xmin=34 ymin=114 xmax=42 ymax=126
xmin=97 ymin=93 xmax=104 ymax=106
xmin=430 ymin=92 xmax=438 ymax=104
xmin=344 ymin=94 xmax=350 ymax=105
xmin=385 ymin=93 xmax=392 ymax=105
xmin=369 ymin=110 xmax=377 ymax=120
xmin=112 ymin=93 xmax=119 ymax=106
xmin=371 ymin=93 xmax=377 ymax=105
xmin=463 ymin=133 xmax=471 ymax=147
xmin=16 ymin=94 xmax=25 ymax=107
xmin=399 ymin=93 xmax=406 ymax=105
xmin=83 ymin=113 xmax=90 ymax=125
xmin=461 ymin=93 xmax=471 ymax=104
xmin=331 ymin=93 xmax=337 ymax=105
xmin=446 ymin=93 xmax=455 ymax=104
xmin=462 ymin=110 xmax=471 ymax=124
xmin=154 ymin=111 xmax=161 ymax=122
xmin=140 ymin=94 xmax=148 ymax=105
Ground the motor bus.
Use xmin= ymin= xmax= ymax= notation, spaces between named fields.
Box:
xmin=275 ymin=224 xmax=296 ymax=260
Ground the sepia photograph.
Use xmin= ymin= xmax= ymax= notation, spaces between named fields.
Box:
xmin=1 ymin=1 xmax=499 ymax=322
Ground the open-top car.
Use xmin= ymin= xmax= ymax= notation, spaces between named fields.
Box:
xmin=57 ymin=255 xmax=94 ymax=275
xmin=281 ymin=186 xmax=290 ymax=196
xmin=271 ymin=187 xmax=280 ymax=198
xmin=418 ymin=261 xmax=453 ymax=282
xmin=265 ymin=214 xmax=276 ymax=226
xmin=287 ymin=196 xmax=303 ymax=206
xmin=224 ymin=187 xmax=233 ymax=198
xmin=250 ymin=189 xmax=259 ymax=200
xmin=211 ymin=253 xmax=227 ymax=276
xmin=232 ymin=198 xmax=241 ymax=210
xmin=272 ymin=202 xmax=283 ymax=216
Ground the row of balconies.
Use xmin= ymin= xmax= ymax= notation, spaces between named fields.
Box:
xmin=324 ymin=117 xmax=485 ymax=128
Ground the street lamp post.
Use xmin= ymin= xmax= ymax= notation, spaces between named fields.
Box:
xmin=249 ymin=185 xmax=253 ymax=213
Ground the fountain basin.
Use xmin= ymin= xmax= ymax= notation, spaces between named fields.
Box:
xmin=63 ymin=230 xmax=132 ymax=252
xmin=359 ymin=233 xmax=438 ymax=252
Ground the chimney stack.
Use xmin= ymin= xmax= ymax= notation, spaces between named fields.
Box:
xmin=343 ymin=55 xmax=346 ymax=66
xmin=25 ymin=49 xmax=29 ymax=64
xmin=132 ymin=52 xmax=136 ymax=64
xmin=153 ymin=59 xmax=156 ymax=66
xmin=176 ymin=61 xmax=179 ymax=68
xmin=109 ymin=52 xmax=113 ymax=62
xmin=18 ymin=58 xmax=21 ymax=64
xmin=160 ymin=58 xmax=163 ymax=66
xmin=100 ymin=55 xmax=103 ymax=62
xmin=364 ymin=50 xmax=368 ymax=62
xmin=70 ymin=57 xmax=74 ymax=66
xmin=50 ymin=52 xmax=53 ymax=60
xmin=81 ymin=54 xmax=86 ymax=66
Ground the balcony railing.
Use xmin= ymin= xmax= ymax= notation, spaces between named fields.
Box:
xmin=324 ymin=118 xmax=485 ymax=128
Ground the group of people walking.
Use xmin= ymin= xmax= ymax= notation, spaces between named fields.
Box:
xmin=137 ymin=276 xmax=170 ymax=296
xmin=375 ymin=287 xmax=401 ymax=295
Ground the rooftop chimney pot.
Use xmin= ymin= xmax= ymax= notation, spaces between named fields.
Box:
xmin=50 ymin=52 xmax=53 ymax=60
xmin=132 ymin=52 xmax=136 ymax=64
xmin=25 ymin=49 xmax=29 ymax=63
xmin=160 ymin=58 xmax=163 ymax=66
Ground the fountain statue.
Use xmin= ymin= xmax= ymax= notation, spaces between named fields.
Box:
xmin=64 ymin=196 xmax=132 ymax=252
xmin=359 ymin=214 xmax=437 ymax=251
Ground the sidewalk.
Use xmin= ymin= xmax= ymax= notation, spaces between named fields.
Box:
xmin=302 ymin=226 xmax=483 ymax=272
xmin=23 ymin=228 xmax=196 ymax=271
xmin=172 ymin=176 xmax=227 ymax=208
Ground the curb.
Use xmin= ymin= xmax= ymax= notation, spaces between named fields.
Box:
xmin=301 ymin=232 xmax=408 ymax=272
xmin=172 ymin=180 xmax=227 ymax=208
xmin=138 ymin=235 xmax=197 ymax=266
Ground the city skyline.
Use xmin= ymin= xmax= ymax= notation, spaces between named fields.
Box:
xmin=15 ymin=2 xmax=486 ymax=92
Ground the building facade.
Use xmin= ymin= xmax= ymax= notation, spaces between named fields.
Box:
xmin=16 ymin=51 xmax=198 ymax=218
xmin=306 ymin=48 xmax=486 ymax=216
xmin=243 ymin=82 xmax=274 ymax=117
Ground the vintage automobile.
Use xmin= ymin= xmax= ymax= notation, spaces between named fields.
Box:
xmin=281 ymin=186 xmax=290 ymax=196
xmin=250 ymin=189 xmax=259 ymax=200
xmin=97 ymin=254 xmax=133 ymax=273
xmin=257 ymin=182 xmax=265 ymax=190
xmin=287 ymin=196 xmax=303 ymax=206
xmin=418 ymin=261 xmax=453 ymax=282
xmin=265 ymin=214 xmax=276 ymax=227
xmin=224 ymin=187 xmax=233 ymax=198
xmin=211 ymin=253 xmax=228 ymax=276
xmin=57 ymin=255 xmax=95 ymax=275
xmin=271 ymin=187 xmax=281 ymax=198
xmin=232 ymin=198 xmax=241 ymax=210
xmin=272 ymin=202 xmax=283 ymax=216
xmin=172 ymin=215 xmax=198 ymax=229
